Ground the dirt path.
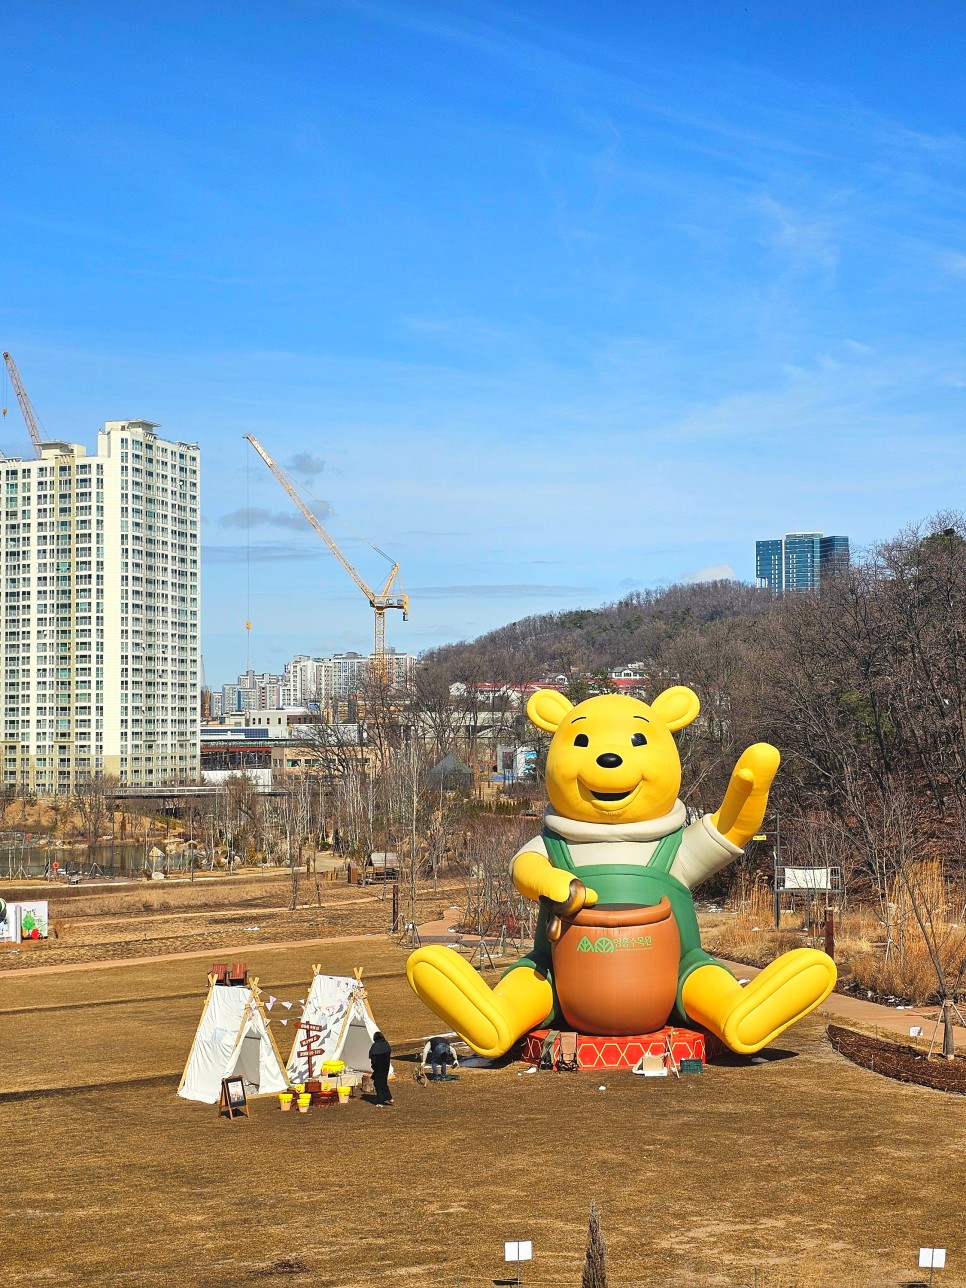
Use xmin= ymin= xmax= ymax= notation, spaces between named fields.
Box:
xmin=0 ymin=931 xmax=384 ymax=977
xmin=72 ymin=895 xmax=380 ymax=928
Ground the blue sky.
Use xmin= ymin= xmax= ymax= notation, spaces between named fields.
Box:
xmin=3 ymin=2 xmax=965 ymax=685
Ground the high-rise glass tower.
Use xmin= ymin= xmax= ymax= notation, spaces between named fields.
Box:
xmin=783 ymin=532 xmax=822 ymax=592
xmin=0 ymin=420 xmax=200 ymax=792
xmin=755 ymin=538 xmax=785 ymax=592
xmin=756 ymin=532 xmax=849 ymax=593
xmin=819 ymin=534 xmax=850 ymax=578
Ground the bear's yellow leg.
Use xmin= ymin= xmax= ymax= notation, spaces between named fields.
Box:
xmin=681 ymin=948 xmax=837 ymax=1055
xmin=407 ymin=946 xmax=553 ymax=1059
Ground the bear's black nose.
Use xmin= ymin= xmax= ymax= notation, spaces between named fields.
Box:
xmin=596 ymin=753 xmax=623 ymax=769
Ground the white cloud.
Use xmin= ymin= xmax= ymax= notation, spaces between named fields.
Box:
xmin=682 ymin=563 xmax=737 ymax=584
xmin=754 ymin=194 xmax=838 ymax=273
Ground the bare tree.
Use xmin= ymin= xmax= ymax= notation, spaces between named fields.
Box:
xmin=266 ymin=775 xmax=314 ymax=911
xmin=220 ymin=772 xmax=265 ymax=867
xmin=582 ymin=1200 xmax=608 ymax=1288
xmin=864 ymin=785 xmax=966 ymax=1057
xmin=70 ymin=772 xmax=120 ymax=866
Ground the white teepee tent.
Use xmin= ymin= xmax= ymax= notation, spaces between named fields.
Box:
xmin=178 ymin=976 xmax=290 ymax=1103
xmin=287 ymin=966 xmax=393 ymax=1083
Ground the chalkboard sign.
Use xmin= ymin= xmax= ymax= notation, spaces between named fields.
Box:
xmin=220 ymin=1076 xmax=250 ymax=1120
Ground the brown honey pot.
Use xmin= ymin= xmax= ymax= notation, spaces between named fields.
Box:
xmin=550 ymin=898 xmax=681 ymax=1035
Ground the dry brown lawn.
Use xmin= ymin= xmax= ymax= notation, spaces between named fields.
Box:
xmin=1 ymin=911 xmax=965 ymax=1286
xmin=0 ymin=873 xmax=458 ymax=969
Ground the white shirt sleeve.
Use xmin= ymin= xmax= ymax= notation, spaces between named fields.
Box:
xmin=668 ymin=814 xmax=743 ymax=890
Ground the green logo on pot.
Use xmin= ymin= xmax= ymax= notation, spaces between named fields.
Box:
xmin=575 ymin=933 xmax=653 ymax=953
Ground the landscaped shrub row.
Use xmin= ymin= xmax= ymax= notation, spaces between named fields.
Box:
xmin=827 ymin=1023 xmax=966 ymax=1095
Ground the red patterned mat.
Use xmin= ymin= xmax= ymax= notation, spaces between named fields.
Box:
xmin=522 ymin=1026 xmax=706 ymax=1071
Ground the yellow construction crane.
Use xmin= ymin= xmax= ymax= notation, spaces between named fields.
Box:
xmin=2 ymin=351 xmax=46 ymax=455
xmin=244 ymin=434 xmax=408 ymax=669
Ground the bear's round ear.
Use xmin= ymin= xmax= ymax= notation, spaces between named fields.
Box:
xmin=526 ymin=689 xmax=574 ymax=733
xmin=649 ymin=685 xmax=700 ymax=732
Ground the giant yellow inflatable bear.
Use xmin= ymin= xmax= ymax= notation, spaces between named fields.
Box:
xmin=408 ymin=687 xmax=836 ymax=1058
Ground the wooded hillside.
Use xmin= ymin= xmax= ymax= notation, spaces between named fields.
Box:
xmin=422 ymin=515 xmax=966 ymax=892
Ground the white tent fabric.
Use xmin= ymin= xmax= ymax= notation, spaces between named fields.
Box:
xmin=286 ymin=973 xmax=392 ymax=1083
xmin=178 ymin=985 xmax=289 ymax=1104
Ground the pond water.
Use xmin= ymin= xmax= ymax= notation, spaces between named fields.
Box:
xmin=0 ymin=841 xmax=213 ymax=880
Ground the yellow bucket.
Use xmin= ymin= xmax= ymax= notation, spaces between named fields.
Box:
xmin=322 ymin=1060 xmax=345 ymax=1075
xmin=278 ymin=1093 xmax=294 ymax=1112
xmin=337 ymin=1086 xmax=351 ymax=1105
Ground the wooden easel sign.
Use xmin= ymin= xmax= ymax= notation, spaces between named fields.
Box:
xmin=220 ymin=1076 xmax=250 ymax=1120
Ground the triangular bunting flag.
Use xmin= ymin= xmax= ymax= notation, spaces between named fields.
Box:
xmin=283 ymin=1001 xmax=293 ymax=1010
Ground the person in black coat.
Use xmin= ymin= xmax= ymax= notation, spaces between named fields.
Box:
xmin=368 ymin=1031 xmax=393 ymax=1106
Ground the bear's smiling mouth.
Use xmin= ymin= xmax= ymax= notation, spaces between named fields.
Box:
xmin=590 ymin=789 xmax=633 ymax=802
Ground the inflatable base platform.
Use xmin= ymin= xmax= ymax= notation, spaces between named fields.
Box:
xmin=521 ymin=1026 xmax=706 ymax=1071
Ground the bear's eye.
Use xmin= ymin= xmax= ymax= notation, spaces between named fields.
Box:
xmin=574 ymin=733 xmax=589 ymax=747
xmin=630 ymin=732 xmax=647 ymax=747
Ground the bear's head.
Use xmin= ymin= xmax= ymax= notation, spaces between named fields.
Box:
xmin=526 ymin=687 xmax=700 ymax=824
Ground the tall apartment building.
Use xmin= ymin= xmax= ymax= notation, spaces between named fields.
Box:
xmin=218 ymin=649 xmax=416 ymax=716
xmin=755 ymin=531 xmax=850 ymax=593
xmin=0 ymin=420 xmax=200 ymax=792
xmin=221 ymin=670 xmax=283 ymax=713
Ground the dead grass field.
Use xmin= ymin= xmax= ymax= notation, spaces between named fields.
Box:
xmin=0 ymin=873 xmax=459 ymax=969
xmin=2 ymin=931 xmax=965 ymax=1288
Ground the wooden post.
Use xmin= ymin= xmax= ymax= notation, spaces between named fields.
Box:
xmin=942 ymin=998 xmax=955 ymax=1059
xmin=824 ymin=908 xmax=835 ymax=960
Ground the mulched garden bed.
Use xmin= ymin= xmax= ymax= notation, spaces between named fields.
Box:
xmin=827 ymin=1023 xmax=966 ymax=1095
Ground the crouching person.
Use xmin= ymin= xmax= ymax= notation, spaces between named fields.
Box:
xmin=429 ymin=1036 xmax=455 ymax=1082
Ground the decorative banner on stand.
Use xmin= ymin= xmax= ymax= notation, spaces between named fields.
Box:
xmin=0 ymin=900 xmax=49 ymax=943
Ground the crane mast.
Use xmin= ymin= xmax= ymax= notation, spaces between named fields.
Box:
xmin=244 ymin=434 xmax=408 ymax=671
xmin=2 ymin=352 xmax=46 ymax=455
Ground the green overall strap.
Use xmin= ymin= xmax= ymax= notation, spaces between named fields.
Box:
xmin=647 ymin=826 xmax=685 ymax=874
xmin=543 ymin=827 xmax=577 ymax=873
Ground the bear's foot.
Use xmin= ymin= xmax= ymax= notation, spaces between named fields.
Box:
xmin=683 ymin=948 xmax=836 ymax=1055
xmin=406 ymin=946 xmax=517 ymax=1059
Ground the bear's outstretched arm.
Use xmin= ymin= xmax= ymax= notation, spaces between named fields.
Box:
xmin=510 ymin=849 xmax=598 ymax=911
xmin=711 ymin=743 xmax=780 ymax=848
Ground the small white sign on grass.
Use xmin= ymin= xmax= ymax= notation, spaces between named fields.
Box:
xmin=920 ymin=1248 xmax=946 ymax=1269
xmin=505 ymin=1241 xmax=533 ymax=1262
